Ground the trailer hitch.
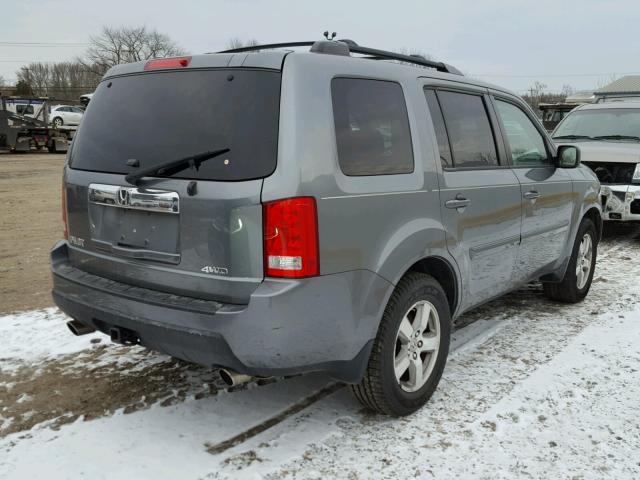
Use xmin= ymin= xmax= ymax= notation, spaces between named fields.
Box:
xmin=109 ymin=326 xmax=140 ymax=345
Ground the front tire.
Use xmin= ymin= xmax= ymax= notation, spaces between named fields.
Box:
xmin=52 ymin=117 xmax=63 ymax=128
xmin=351 ymin=272 xmax=451 ymax=416
xmin=543 ymin=218 xmax=597 ymax=303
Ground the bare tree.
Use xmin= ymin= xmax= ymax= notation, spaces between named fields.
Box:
xmin=521 ymin=81 xmax=575 ymax=115
xmin=560 ymin=84 xmax=574 ymax=97
xmin=16 ymin=62 xmax=101 ymax=100
xmin=226 ymin=38 xmax=260 ymax=50
xmin=596 ymin=74 xmax=618 ymax=90
xmin=395 ymin=48 xmax=434 ymax=61
xmin=82 ymin=26 xmax=185 ymax=77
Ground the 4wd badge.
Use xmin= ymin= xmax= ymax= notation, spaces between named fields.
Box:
xmin=201 ymin=266 xmax=229 ymax=275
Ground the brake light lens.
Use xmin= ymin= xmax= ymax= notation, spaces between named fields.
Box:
xmin=263 ymin=197 xmax=319 ymax=278
xmin=62 ymin=183 xmax=68 ymax=239
xmin=144 ymin=56 xmax=191 ymax=71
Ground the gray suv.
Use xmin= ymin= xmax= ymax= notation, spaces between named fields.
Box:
xmin=51 ymin=39 xmax=602 ymax=416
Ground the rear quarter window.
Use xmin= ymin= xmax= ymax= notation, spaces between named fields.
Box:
xmin=331 ymin=78 xmax=414 ymax=176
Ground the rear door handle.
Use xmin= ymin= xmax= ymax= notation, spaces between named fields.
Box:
xmin=445 ymin=194 xmax=471 ymax=209
xmin=523 ymin=190 xmax=541 ymax=200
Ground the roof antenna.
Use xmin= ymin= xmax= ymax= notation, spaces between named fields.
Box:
xmin=323 ymin=31 xmax=337 ymax=41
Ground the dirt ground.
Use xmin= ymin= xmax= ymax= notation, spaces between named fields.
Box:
xmin=0 ymin=152 xmax=66 ymax=314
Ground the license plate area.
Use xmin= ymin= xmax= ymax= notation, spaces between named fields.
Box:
xmin=88 ymin=184 xmax=180 ymax=264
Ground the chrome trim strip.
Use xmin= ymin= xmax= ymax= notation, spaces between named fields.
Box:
xmin=89 ymin=184 xmax=179 ymax=214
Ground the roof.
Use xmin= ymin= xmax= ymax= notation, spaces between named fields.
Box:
xmin=102 ymin=50 xmax=515 ymax=98
xmin=574 ymin=101 xmax=640 ymax=111
xmin=595 ymin=75 xmax=640 ymax=95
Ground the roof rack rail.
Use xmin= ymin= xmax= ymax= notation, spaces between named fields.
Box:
xmin=216 ymin=40 xmax=463 ymax=76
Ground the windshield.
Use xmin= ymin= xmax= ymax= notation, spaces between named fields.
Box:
xmin=70 ymin=69 xmax=281 ymax=181
xmin=554 ymin=108 xmax=640 ymax=140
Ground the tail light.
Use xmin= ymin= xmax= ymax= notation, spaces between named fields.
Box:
xmin=62 ymin=183 xmax=68 ymax=239
xmin=263 ymin=197 xmax=319 ymax=278
xmin=144 ymin=56 xmax=191 ymax=71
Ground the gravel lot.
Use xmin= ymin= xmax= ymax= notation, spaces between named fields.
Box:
xmin=1 ymin=152 xmax=639 ymax=479
xmin=0 ymin=152 xmax=66 ymax=313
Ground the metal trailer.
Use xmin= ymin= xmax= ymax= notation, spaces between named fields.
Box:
xmin=0 ymin=96 xmax=76 ymax=153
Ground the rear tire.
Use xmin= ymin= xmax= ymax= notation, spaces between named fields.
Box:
xmin=351 ymin=272 xmax=451 ymax=416
xmin=52 ymin=117 xmax=63 ymax=128
xmin=543 ymin=218 xmax=597 ymax=303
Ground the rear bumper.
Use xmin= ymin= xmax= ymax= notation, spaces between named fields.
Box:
xmin=601 ymin=185 xmax=640 ymax=221
xmin=51 ymin=242 xmax=392 ymax=383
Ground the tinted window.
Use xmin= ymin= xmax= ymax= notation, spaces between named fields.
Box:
xmin=495 ymin=100 xmax=550 ymax=166
xmin=331 ymin=78 xmax=413 ymax=176
xmin=437 ymin=91 xmax=498 ymax=168
xmin=70 ymin=69 xmax=281 ymax=181
xmin=424 ymin=89 xmax=452 ymax=167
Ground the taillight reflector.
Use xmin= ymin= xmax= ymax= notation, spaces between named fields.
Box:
xmin=144 ymin=56 xmax=192 ymax=71
xmin=62 ymin=183 xmax=68 ymax=239
xmin=263 ymin=197 xmax=319 ymax=278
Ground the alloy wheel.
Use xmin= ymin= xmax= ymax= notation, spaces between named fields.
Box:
xmin=394 ymin=300 xmax=441 ymax=393
xmin=576 ymin=233 xmax=593 ymax=290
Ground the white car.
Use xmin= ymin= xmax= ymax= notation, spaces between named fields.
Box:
xmin=49 ymin=105 xmax=84 ymax=127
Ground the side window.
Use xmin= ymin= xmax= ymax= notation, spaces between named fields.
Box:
xmin=495 ymin=100 xmax=550 ymax=166
xmin=437 ymin=90 xmax=499 ymax=168
xmin=331 ymin=78 xmax=414 ymax=176
xmin=17 ymin=105 xmax=34 ymax=115
xmin=424 ymin=89 xmax=452 ymax=168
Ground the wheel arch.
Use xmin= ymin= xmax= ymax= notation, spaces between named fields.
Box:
xmin=404 ymin=256 xmax=459 ymax=317
xmin=541 ymin=205 xmax=602 ymax=283
xmin=582 ymin=206 xmax=603 ymax=241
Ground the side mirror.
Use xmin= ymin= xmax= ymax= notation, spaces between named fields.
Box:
xmin=557 ymin=145 xmax=580 ymax=168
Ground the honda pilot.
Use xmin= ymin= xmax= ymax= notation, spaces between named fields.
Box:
xmin=52 ymin=39 xmax=602 ymax=416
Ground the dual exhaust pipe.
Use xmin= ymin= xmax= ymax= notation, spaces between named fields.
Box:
xmin=67 ymin=320 xmax=260 ymax=388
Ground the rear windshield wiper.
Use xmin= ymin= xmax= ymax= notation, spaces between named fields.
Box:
xmin=124 ymin=148 xmax=230 ymax=186
xmin=552 ymin=135 xmax=595 ymax=140
xmin=592 ymin=135 xmax=640 ymax=142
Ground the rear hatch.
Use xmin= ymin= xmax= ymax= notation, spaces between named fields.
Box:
xmin=65 ymin=62 xmax=282 ymax=304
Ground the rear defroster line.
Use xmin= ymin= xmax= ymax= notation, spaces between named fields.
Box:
xmin=205 ymin=382 xmax=345 ymax=455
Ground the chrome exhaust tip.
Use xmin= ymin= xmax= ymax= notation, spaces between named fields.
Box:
xmin=66 ymin=320 xmax=96 ymax=336
xmin=218 ymin=368 xmax=253 ymax=387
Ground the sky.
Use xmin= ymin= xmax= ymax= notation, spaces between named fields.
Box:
xmin=2 ymin=0 xmax=640 ymax=95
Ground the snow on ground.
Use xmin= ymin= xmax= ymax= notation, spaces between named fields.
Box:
xmin=0 ymin=308 xmax=103 ymax=368
xmin=1 ymin=226 xmax=640 ymax=479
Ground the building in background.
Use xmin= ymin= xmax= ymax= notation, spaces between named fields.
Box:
xmin=595 ymin=75 xmax=640 ymax=103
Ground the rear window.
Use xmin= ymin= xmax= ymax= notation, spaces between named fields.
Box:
xmin=70 ymin=69 xmax=281 ymax=181
xmin=331 ymin=78 xmax=414 ymax=176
